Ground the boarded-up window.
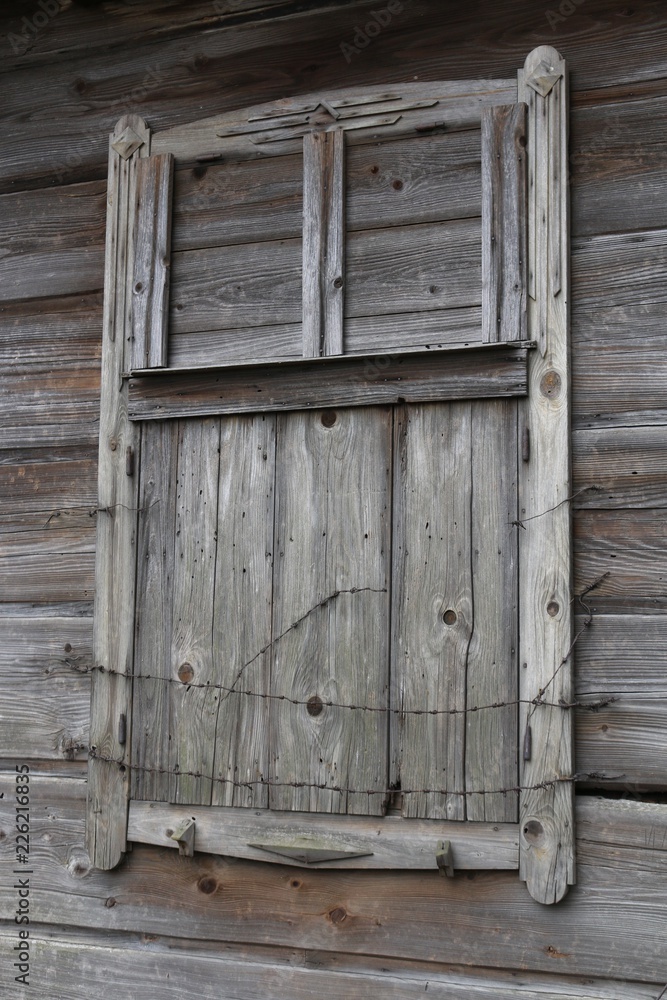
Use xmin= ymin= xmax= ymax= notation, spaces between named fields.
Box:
xmin=88 ymin=46 xmax=574 ymax=904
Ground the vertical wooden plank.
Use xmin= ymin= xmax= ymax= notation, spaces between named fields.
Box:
xmin=391 ymin=403 xmax=470 ymax=821
xmin=131 ymin=153 xmax=174 ymax=370
xmin=87 ymin=114 xmax=149 ymax=870
xmin=168 ymin=417 xmax=221 ymax=805
xmin=270 ymin=407 xmax=390 ymax=815
xmin=518 ymin=46 xmax=574 ymax=904
xmin=131 ymin=420 xmax=178 ymax=802
xmin=465 ymin=399 xmax=519 ymax=821
xmin=482 ymin=103 xmax=527 ymax=343
xmin=302 ymin=129 xmax=345 ymax=358
xmin=211 ymin=414 xmax=276 ymax=809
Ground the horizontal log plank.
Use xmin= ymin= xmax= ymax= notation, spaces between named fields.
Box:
xmin=0 ymin=616 xmax=91 ymax=760
xmin=169 ymin=219 xmax=480 ymax=337
xmin=0 ymin=293 xmax=102 ymax=374
xmin=572 ymin=301 xmax=667 ymax=429
xmin=1 ymin=777 xmax=666 ymax=983
xmin=574 ymin=613 xmax=667 ymax=785
xmin=571 ymin=91 xmax=667 ymax=238
xmin=0 ymin=523 xmax=95 ymax=602
xmin=2 ymin=0 xmax=667 ymax=194
xmin=574 ymin=510 xmax=667 ymax=614
xmin=0 ymin=454 xmax=97 ymax=520
xmin=171 ymin=130 xmax=481 ymax=252
xmin=0 ymin=367 xmax=100 ymax=452
xmin=0 ymin=929 xmax=661 ymax=1000
xmin=573 ymin=425 xmax=667 ymax=507
xmin=128 ymin=802 xmax=519 ymax=870
xmin=128 ymin=345 xmax=529 ymax=419
xmin=169 ymin=309 xmax=482 ymax=370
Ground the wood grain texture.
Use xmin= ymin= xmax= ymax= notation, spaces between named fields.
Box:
xmin=345 ymin=219 xmax=481 ymax=319
xmin=4 ymin=0 xmax=667 ymax=195
xmin=169 ymin=237 xmax=302 ymax=335
xmin=170 ymin=130 xmax=481 ymax=255
xmin=574 ymin=509 xmax=667 ymax=613
xmin=391 ymin=403 xmax=470 ymax=821
xmin=302 ymin=129 xmax=344 ymax=357
xmin=169 ymin=219 xmax=480 ymax=341
xmin=270 ymin=408 xmax=391 ymax=814
xmin=172 ymin=152 xmax=303 ymax=250
xmin=573 ymin=425 xmax=667 ymax=507
xmin=129 ymin=800 xmax=518 ymax=869
xmin=131 ymin=153 xmax=174 ymax=370
xmin=87 ymin=114 xmax=149 ymax=871
xmin=128 ymin=345 xmax=530 ymax=420
xmin=465 ymin=400 xmax=519 ymax=821
xmin=168 ymin=418 xmax=221 ymax=805
xmin=482 ymin=103 xmax=527 ymax=343
xmin=3 ymin=930 xmax=663 ymax=1000
xmin=210 ymin=414 xmax=276 ymax=808
xmin=0 ymin=616 xmax=91 ymax=760
xmin=3 ymin=776 xmax=667 ymax=984
xmin=0 ymin=181 xmax=105 ymax=302
xmin=131 ymin=420 xmax=178 ymax=802
xmin=517 ymin=47 xmax=574 ymax=904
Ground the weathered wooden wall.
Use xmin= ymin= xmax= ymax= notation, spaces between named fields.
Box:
xmin=1 ymin=0 xmax=666 ymax=996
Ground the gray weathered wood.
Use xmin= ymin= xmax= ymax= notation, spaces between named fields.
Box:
xmin=170 ymin=131 xmax=480 ymax=255
xmin=128 ymin=344 xmax=530 ymax=420
xmin=517 ymin=46 xmax=574 ymax=904
xmin=168 ymin=418 xmax=221 ymax=805
xmin=270 ymin=407 xmax=391 ymax=814
xmin=152 ymin=82 xmax=517 ymax=164
xmin=87 ymin=114 xmax=149 ymax=871
xmin=131 ymin=153 xmax=174 ymax=370
xmin=128 ymin=800 xmax=518 ymax=869
xmin=302 ymin=129 xmax=345 ymax=357
xmin=0 ymin=616 xmax=91 ymax=760
xmin=6 ymin=928 xmax=663 ymax=1000
xmin=131 ymin=420 xmax=178 ymax=801
xmin=345 ymin=219 xmax=481 ymax=318
xmin=482 ymin=103 xmax=527 ymax=343
xmin=4 ymin=775 xmax=667 ymax=982
xmin=210 ymin=414 xmax=276 ymax=808
xmin=391 ymin=403 xmax=470 ymax=821
xmin=465 ymin=400 xmax=519 ymax=821
xmin=169 ymin=220 xmax=480 ymax=339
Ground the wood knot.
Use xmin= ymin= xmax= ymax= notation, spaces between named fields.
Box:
xmin=178 ymin=662 xmax=195 ymax=684
xmin=104 ymin=897 xmax=117 ymax=908
xmin=329 ymin=906 xmax=347 ymax=925
xmin=539 ymin=370 xmax=562 ymax=399
xmin=321 ymin=411 xmax=337 ymax=428
xmin=307 ymin=695 xmax=323 ymax=717
xmin=443 ymin=609 xmax=457 ymax=626
xmin=197 ymin=876 xmax=218 ymax=895
xmin=546 ymin=601 xmax=559 ymax=617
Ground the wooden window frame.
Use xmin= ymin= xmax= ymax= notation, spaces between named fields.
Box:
xmin=87 ymin=46 xmax=573 ymax=904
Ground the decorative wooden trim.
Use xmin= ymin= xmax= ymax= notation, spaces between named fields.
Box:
xmin=150 ymin=80 xmax=518 ymax=163
xmin=86 ymin=115 xmax=149 ymax=870
xmin=128 ymin=801 xmax=519 ymax=870
xmin=127 ymin=344 xmax=531 ymax=421
xmin=302 ymin=129 xmax=345 ymax=357
xmin=131 ymin=153 xmax=174 ymax=370
xmin=517 ymin=46 xmax=574 ymax=904
xmin=481 ymin=104 xmax=527 ymax=343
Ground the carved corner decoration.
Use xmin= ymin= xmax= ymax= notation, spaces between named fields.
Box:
xmin=517 ymin=47 xmax=574 ymax=904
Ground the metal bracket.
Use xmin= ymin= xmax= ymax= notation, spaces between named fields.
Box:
xmin=436 ymin=840 xmax=455 ymax=877
xmin=169 ymin=818 xmax=195 ymax=857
